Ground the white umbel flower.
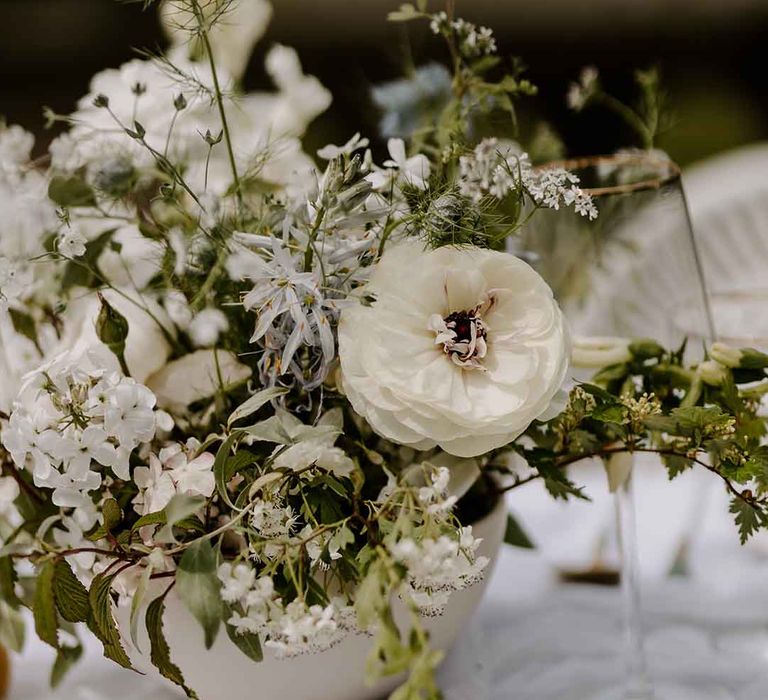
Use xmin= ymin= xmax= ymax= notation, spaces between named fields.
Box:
xmin=338 ymin=241 xmax=569 ymax=457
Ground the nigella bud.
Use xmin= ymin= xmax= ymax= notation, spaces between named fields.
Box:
xmin=96 ymin=292 xmax=130 ymax=376
xmin=93 ymin=94 xmax=110 ymax=109
xmin=91 ymin=156 xmax=137 ymax=197
xmin=203 ymin=129 xmax=223 ymax=146
xmin=174 ymin=93 xmax=188 ymax=111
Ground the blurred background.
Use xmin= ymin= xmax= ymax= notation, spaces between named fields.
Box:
xmin=2 ymin=0 xmax=768 ymax=165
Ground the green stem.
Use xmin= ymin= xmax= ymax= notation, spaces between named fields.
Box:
xmin=193 ymin=1 xmax=243 ymax=212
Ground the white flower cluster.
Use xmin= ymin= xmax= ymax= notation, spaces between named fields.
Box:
xmin=416 ymin=466 xmax=458 ymax=518
xmin=429 ymin=12 xmax=497 ymax=58
xmin=457 ymin=138 xmax=598 ymax=219
xmin=235 ymin=237 xmax=336 ymax=389
xmin=132 ymin=440 xmax=215 ymax=516
xmin=389 ymin=527 xmax=489 ymax=616
xmin=0 ymin=125 xmax=57 ymax=304
xmin=1 ymin=350 xmax=168 ymax=510
xmin=218 ymin=563 xmax=355 ymax=657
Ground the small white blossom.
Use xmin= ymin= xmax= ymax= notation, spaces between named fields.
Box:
xmin=567 ymin=66 xmax=600 ymax=111
xmin=188 ymin=307 xmax=229 ymax=348
xmin=366 ymin=138 xmax=430 ymax=191
xmin=57 ymin=227 xmax=88 ymax=258
xmin=317 ymin=133 xmax=369 ymax=160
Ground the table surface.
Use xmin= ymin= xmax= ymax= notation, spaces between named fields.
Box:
xmin=9 ymin=458 xmax=768 ymax=700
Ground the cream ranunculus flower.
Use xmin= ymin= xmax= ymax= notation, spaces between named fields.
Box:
xmin=338 ymin=241 xmax=570 ymax=458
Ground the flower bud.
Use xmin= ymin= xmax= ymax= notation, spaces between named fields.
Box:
xmin=709 ymin=342 xmax=743 ymax=368
xmin=571 ymin=336 xmax=632 ymax=369
xmin=91 ymin=156 xmax=136 ymax=196
xmin=697 ymin=359 xmax=727 ymax=386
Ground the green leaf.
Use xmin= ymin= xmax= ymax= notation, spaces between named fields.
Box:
xmin=88 ymin=572 xmax=133 ymax=669
xmin=48 ymin=175 xmax=97 ymax=208
xmin=0 ymin=599 xmax=25 ymax=652
xmin=591 ymin=404 xmax=626 ymax=424
xmin=739 ymin=348 xmax=768 ymax=370
xmin=729 ymin=497 xmax=768 ymax=545
xmin=225 ymin=612 xmax=263 ymax=662
xmin=51 ymin=642 xmax=83 ymax=688
xmin=130 ymin=564 xmax=153 ymax=651
xmin=33 ymin=560 xmax=59 ymax=649
xmin=503 ymin=512 xmax=535 ymax=549
xmin=662 ymin=453 xmax=694 ymax=480
xmin=96 ymin=294 xmax=131 ymax=376
xmin=0 ymin=556 xmax=21 ymax=609
xmin=155 ymin=494 xmax=206 ymax=544
xmin=7 ymin=308 xmax=38 ymax=346
xmin=628 ymin=338 xmax=665 ymax=360
xmin=53 ymin=559 xmax=91 ymax=623
xmin=87 ymin=498 xmax=123 ymax=541
xmin=146 ymin=593 xmax=198 ymax=698
xmin=227 ymin=387 xmax=288 ymax=427
xmin=214 ymin=433 xmax=240 ymax=508
xmin=176 ymin=540 xmax=221 ymax=649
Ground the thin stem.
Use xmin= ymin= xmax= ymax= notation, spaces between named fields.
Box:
xmin=193 ymin=0 xmax=243 ymax=211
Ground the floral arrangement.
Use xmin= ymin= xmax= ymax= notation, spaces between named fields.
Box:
xmin=1 ymin=1 xmax=767 ymax=699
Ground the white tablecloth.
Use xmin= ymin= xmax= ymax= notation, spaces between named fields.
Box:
xmin=9 ymin=460 xmax=768 ymax=699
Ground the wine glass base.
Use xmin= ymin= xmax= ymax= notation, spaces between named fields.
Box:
xmin=590 ymin=682 xmax=736 ymax=700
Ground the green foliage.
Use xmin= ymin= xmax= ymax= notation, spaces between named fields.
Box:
xmin=96 ymin=294 xmax=131 ymax=376
xmin=503 ymin=512 xmax=535 ymax=549
xmin=88 ymin=571 xmax=133 ymax=669
xmin=33 ymin=560 xmax=59 ymax=649
xmin=53 ymin=559 xmax=91 ymax=623
xmin=146 ymin=593 xmax=199 ymax=698
xmin=224 ymin=612 xmax=263 ymax=662
xmin=176 ymin=540 xmax=221 ymax=649
xmin=48 ymin=175 xmax=97 ymax=208
xmin=729 ymin=498 xmax=768 ymax=545
xmin=51 ymin=641 xmax=83 ymax=688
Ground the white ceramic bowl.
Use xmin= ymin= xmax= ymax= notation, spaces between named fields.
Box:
xmin=116 ymin=496 xmax=508 ymax=700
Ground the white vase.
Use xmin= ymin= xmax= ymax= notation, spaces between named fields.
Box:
xmin=116 ymin=496 xmax=507 ymax=700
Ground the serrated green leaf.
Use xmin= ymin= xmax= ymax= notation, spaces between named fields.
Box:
xmin=729 ymin=497 xmax=768 ymax=545
xmin=88 ymin=572 xmax=133 ymax=669
xmin=34 ymin=560 xmax=59 ymax=648
xmin=227 ymin=387 xmax=288 ymax=427
xmin=503 ymin=512 xmax=535 ymax=549
xmin=176 ymin=540 xmax=221 ymax=649
xmin=87 ymin=497 xmax=123 ymax=541
xmin=662 ymin=453 xmax=693 ymax=480
xmin=146 ymin=593 xmax=198 ymax=698
xmin=225 ymin=613 xmax=263 ymax=662
xmin=591 ymin=404 xmax=626 ymax=424
xmin=53 ymin=559 xmax=90 ymax=623
xmin=51 ymin=641 xmax=83 ymax=688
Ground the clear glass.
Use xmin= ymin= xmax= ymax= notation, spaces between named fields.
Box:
xmin=513 ymin=153 xmax=722 ymax=700
xmin=511 ymin=153 xmax=715 ymax=346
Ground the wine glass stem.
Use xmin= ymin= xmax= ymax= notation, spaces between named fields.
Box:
xmin=616 ymin=471 xmax=654 ymax=699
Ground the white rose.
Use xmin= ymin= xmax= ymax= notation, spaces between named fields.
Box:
xmin=338 ymin=241 xmax=570 ymax=458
